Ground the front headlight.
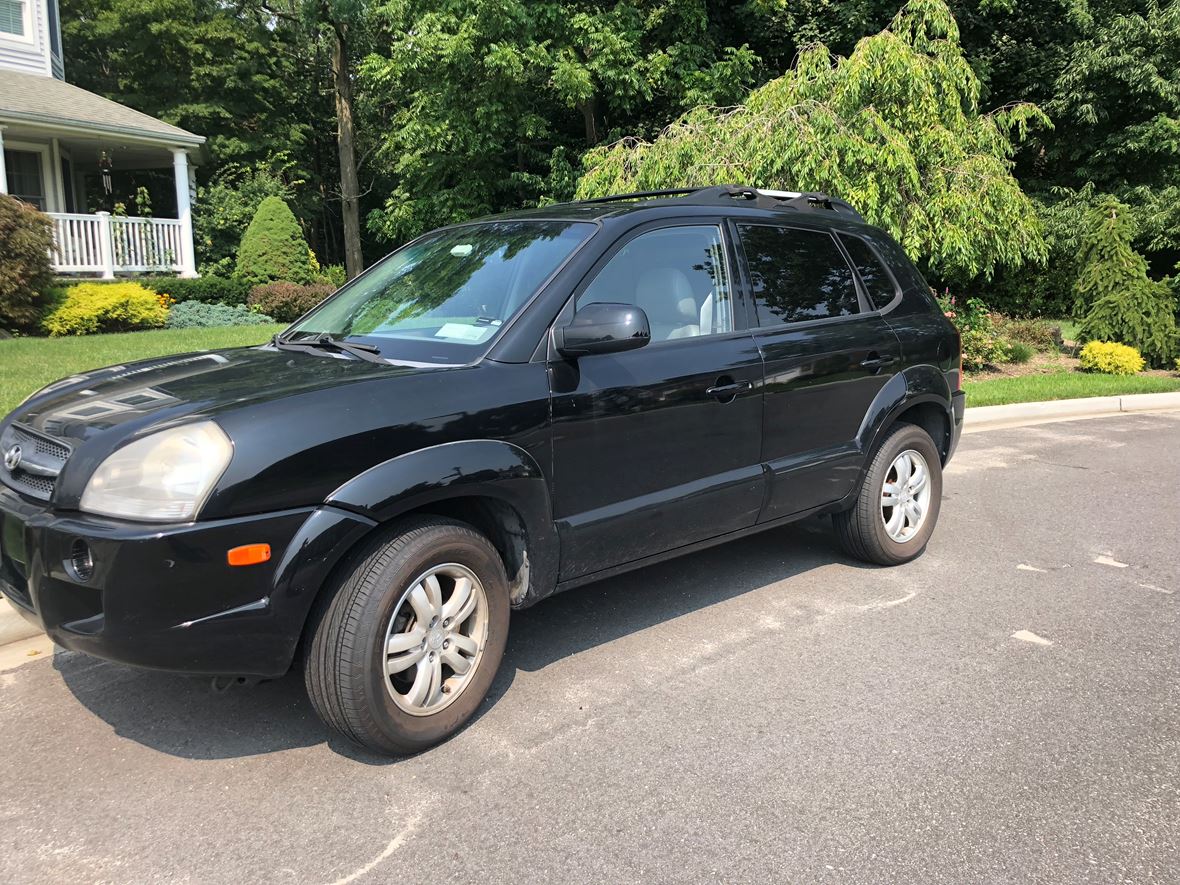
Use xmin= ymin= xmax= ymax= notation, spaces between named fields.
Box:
xmin=80 ymin=421 xmax=233 ymax=522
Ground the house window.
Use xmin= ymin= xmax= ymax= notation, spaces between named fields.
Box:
xmin=4 ymin=150 xmax=47 ymax=210
xmin=0 ymin=0 xmax=28 ymax=37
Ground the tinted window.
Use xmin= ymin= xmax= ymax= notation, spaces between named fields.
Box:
xmin=578 ymin=225 xmax=733 ymax=341
xmin=840 ymin=233 xmax=897 ymax=309
xmin=738 ymin=225 xmax=860 ymax=325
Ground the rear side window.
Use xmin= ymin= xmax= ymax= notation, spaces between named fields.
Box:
xmin=737 ymin=225 xmax=860 ymax=326
xmin=839 ymin=233 xmax=897 ymax=309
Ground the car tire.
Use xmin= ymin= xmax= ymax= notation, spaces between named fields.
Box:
xmin=834 ymin=422 xmax=943 ymax=566
xmin=304 ymin=516 xmax=510 ymax=755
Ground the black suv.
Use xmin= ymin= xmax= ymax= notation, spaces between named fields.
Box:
xmin=0 ymin=186 xmax=963 ymax=754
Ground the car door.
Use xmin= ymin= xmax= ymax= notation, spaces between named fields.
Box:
xmin=733 ymin=221 xmax=903 ymax=520
xmin=548 ymin=221 xmax=766 ymax=580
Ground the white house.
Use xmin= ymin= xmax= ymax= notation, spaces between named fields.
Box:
xmin=0 ymin=0 xmax=204 ymax=276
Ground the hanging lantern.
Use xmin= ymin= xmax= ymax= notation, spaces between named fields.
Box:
xmin=99 ymin=151 xmax=113 ymax=195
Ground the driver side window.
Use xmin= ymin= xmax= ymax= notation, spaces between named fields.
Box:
xmin=577 ymin=225 xmax=733 ymax=341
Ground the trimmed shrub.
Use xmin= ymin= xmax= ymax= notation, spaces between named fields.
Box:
xmin=166 ymin=301 xmax=275 ymax=328
xmin=247 ymin=282 xmax=334 ymax=322
xmin=1079 ymin=341 xmax=1145 ymax=376
xmin=42 ymin=282 xmax=169 ymax=336
xmin=0 ymin=194 xmax=55 ymax=329
xmin=992 ymin=315 xmax=1060 ymax=352
xmin=1005 ymin=341 xmax=1036 ymax=364
xmin=235 ymin=197 xmax=316 ymax=286
xmin=147 ymin=275 xmax=251 ymax=306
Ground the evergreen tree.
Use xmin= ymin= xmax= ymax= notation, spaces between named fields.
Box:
xmin=235 ymin=197 xmax=317 ymax=286
xmin=1076 ymin=197 xmax=1178 ymax=367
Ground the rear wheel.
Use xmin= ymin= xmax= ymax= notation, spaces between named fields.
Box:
xmin=834 ymin=423 xmax=943 ymax=566
xmin=304 ymin=517 xmax=509 ymax=755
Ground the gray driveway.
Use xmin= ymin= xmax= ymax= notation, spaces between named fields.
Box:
xmin=2 ymin=413 xmax=1178 ymax=883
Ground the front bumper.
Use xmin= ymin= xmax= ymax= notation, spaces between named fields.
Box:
xmin=0 ymin=485 xmax=374 ymax=678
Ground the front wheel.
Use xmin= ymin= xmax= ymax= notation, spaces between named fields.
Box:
xmin=304 ymin=517 xmax=509 ymax=755
xmin=834 ymin=423 xmax=943 ymax=566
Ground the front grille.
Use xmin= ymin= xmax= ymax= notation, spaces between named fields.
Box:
xmin=1 ymin=424 xmax=72 ymax=502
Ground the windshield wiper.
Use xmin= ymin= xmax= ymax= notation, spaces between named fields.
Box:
xmin=272 ymin=333 xmax=388 ymax=364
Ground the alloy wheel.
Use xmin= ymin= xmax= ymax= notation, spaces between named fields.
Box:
xmin=880 ymin=449 xmax=932 ymax=543
xmin=382 ymin=563 xmax=489 ymax=716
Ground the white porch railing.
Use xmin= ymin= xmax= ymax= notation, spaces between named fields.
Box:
xmin=48 ymin=212 xmax=188 ymax=277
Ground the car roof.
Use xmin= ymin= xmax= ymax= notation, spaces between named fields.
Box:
xmin=481 ymin=185 xmax=867 ymax=228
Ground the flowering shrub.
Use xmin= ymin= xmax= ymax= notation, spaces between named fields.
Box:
xmin=935 ymin=291 xmax=1008 ymax=370
xmin=1079 ymin=341 xmax=1145 ymax=375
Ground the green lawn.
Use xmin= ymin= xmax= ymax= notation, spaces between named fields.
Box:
xmin=964 ymin=370 xmax=1180 ymax=407
xmin=0 ymin=325 xmax=283 ymax=416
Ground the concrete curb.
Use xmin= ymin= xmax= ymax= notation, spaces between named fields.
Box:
xmin=0 ymin=598 xmax=41 ymax=647
xmin=963 ymin=390 xmax=1180 ymax=433
xmin=2 ymin=389 xmax=1179 ymax=658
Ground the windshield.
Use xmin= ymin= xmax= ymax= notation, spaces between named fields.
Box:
xmin=285 ymin=220 xmax=594 ymax=363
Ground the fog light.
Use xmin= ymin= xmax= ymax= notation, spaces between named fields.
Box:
xmin=69 ymin=539 xmax=94 ymax=582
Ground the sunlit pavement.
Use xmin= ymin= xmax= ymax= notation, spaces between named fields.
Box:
xmin=2 ymin=413 xmax=1178 ymax=884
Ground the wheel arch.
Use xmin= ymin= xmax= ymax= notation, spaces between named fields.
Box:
xmin=324 ymin=440 xmax=560 ymax=608
xmin=857 ymin=366 xmax=954 ymax=471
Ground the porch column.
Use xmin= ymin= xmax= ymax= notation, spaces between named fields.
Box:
xmin=0 ymin=126 xmax=7 ymax=195
xmin=171 ymin=147 xmax=198 ymax=277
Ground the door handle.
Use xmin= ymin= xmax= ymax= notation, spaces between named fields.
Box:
xmin=706 ymin=378 xmax=753 ymax=402
xmin=860 ymin=353 xmax=897 ymax=370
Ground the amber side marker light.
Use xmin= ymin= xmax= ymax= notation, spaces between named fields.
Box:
xmin=227 ymin=544 xmax=271 ymax=567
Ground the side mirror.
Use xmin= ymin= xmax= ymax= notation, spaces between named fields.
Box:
xmin=554 ymin=302 xmax=651 ymax=357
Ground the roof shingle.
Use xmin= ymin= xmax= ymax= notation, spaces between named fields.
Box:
xmin=0 ymin=69 xmax=204 ymax=145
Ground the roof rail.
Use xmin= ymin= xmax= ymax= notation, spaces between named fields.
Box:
xmin=577 ymin=188 xmax=701 ymax=204
xmin=573 ymin=184 xmax=864 ymax=221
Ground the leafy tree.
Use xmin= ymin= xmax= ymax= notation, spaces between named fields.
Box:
xmin=362 ymin=1 xmax=759 ymax=244
xmin=236 ymin=197 xmax=317 ymax=285
xmin=578 ymin=0 xmax=1048 ymax=282
xmin=1076 ymin=197 xmax=1178 ymax=366
xmin=1045 ymin=1 xmax=1180 ymax=258
xmin=0 ymin=196 xmax=54 ymax=330
xmin=61 ymin=0 xmax=308 ymax=168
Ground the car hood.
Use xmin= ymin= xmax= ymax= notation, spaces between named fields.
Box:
xmin=11 ymin=345 xmax=434 ymax=447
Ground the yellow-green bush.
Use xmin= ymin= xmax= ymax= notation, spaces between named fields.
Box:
xmin=1079 ymin=341 xmax=1145 ymax=376
xmin=42 ymin=282 xmax=169 ymax=336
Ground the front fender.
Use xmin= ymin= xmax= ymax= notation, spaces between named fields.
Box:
xmin=326 ymin=440 xmax=559 ymax=605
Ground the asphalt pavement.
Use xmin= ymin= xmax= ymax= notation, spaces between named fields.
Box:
xmin=2 ymin=412 xmax=1178 ymax=884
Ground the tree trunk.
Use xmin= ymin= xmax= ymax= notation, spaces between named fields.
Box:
xmin=579 ymin=94 xmax=600 ymax=146
xmin=330 ymin=19 xmax=363 ymax=280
